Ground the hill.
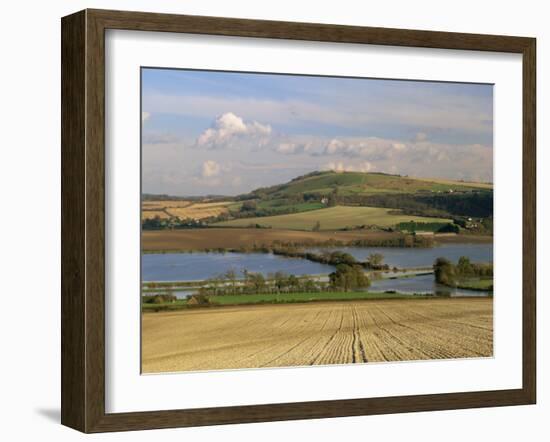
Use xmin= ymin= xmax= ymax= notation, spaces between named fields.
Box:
xmin=142 ymin=171 xmax=493 ymax=233
xmin=240 ymin=171 xmax=491 ymax=200
xmin=232 ymin=171 xmax=492 ymax=221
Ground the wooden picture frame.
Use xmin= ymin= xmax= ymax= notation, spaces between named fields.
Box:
xmin=61 ymin=8 xmax=536 ymax=433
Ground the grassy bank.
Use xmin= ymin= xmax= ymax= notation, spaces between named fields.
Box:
xmin=455 ymin=277 xmax=494 ymax=291
xmin=208 ymin=291 xmax=433 ymax=305
xmin=142 ymin=290 xmax=444 ymax=312
xmin=143 ymin=280 xmax=205 ymax=288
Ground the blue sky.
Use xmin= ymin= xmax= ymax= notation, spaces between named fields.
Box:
xmin=142 ymin=68 xmax=493 ymax=196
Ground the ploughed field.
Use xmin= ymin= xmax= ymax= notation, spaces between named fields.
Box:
xmin=142 ymin=298 xmax=493 ymax=373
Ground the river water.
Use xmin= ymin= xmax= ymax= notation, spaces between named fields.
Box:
xmin=308 ymin=243 xmax=492 ymax=269
xmin=142 ymin=252 xmax=334 ymax=282
xmin=369 ymin=273 xmax=490 ymax=297
xmin=142 ymin=242 xmax=493 ymax=296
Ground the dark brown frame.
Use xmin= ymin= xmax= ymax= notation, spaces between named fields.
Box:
xmin=61 ymin=8 xmax=536 ymax=433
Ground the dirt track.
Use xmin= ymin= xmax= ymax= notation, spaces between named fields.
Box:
xmin=142 ymin=298 xmax=493 ymax=373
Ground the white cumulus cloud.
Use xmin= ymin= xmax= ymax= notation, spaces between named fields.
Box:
xmin=201 ymin=160 xmax=221 ymax=177
xmin=196 ymin=112 xmax=272 ymax=149
xmin=324 ymin=161 xmax=374 ymax=173
xmin=275 ymin=142 xmax=311 ymax=155
xmin=142 ymin=111 xmax=151 ymax=122
xmin=325 ymin=139 xmax=346 ymax=155
xmin=323 ymin=137 xmax=405 ymax=161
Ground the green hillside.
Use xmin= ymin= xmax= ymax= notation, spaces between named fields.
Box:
xmin=229 ymin=171 xmax=493 ymax=224
xmin=143 ymin=171 xmax=493 ymax=234
xmin=243 ymin=171 xmax=491 ymax=199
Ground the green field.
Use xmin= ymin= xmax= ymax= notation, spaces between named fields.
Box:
xmin=142 ymin=291 xmax=436 ymax=312
xmin=208 ymin=291 xmax=426 ymax=304
xmin=215 ymin=205 xmax=451 ymax=231
xmin=256 ymin=199 xmax=324 ymax=212
xmin=456 ymin=277 xmax=494 ymax=291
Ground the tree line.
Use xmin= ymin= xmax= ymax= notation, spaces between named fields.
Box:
xmin=353 ymin=191 xmax=493 ymax=219
xmin=196 ymin=265 xmax=371 ymax=297
xmin=433 ymin=256 xmax=493 ymax=287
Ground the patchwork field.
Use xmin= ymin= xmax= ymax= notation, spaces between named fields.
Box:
xmin=142 ymin=200 xmax=234 ymax=220
xmin=165 ymin=201 xmax=233 ymax=219
xmin=214 ymin=205 xmax=451 ymax=231
xmin=142 ymin=200 xmax=193 ymax=210
xmin=141 ymin=210 xmax=170 ymax=220
xmin=142 ymin=298 xmax=493 ymax=373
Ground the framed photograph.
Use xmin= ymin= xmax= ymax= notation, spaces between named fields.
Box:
xmin=61 ymin=9 xmax=536 ymax=433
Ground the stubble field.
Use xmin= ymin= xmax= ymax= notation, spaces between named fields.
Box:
xmin=142 ymin=298 xmax=493 ymax=373
xmin=142 ymin=200 xmax=235 ymax=220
